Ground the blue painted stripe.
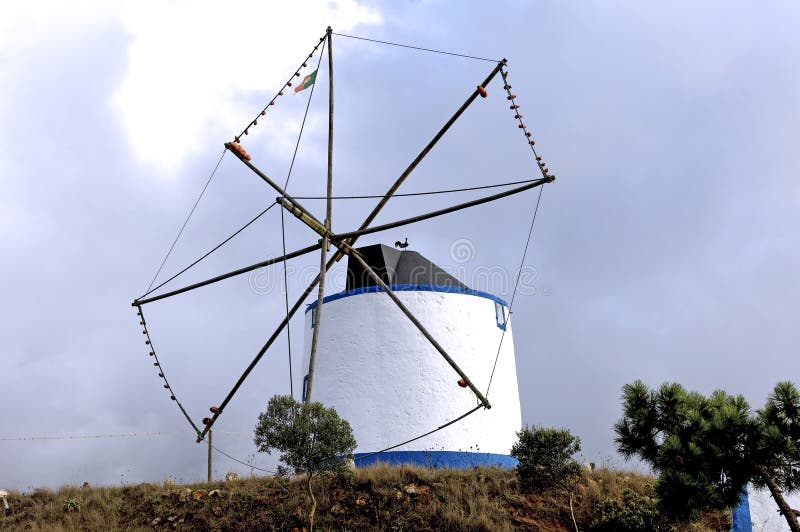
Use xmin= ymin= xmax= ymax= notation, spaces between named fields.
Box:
xmin=731 ymin=489 xmax=752 ymax=532
xmin=353 ymin=450 xmax=518 ymax=470
xmin=305 ymin=285 xmax=509 ymax=313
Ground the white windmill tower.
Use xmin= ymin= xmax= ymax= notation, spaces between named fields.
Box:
xmin=301 ymin=243 xmax=522 ymax=468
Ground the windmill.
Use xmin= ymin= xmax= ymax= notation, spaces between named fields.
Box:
xmin=132 ymin=27 xmax=555 ymax=466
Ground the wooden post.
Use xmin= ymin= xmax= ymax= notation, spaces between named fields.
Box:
xmin=326 ymin=25 xmax=334 ymax=241
xmin=305 ymin=27 xmax=334 ymax=405
xmin=207 ymin=429 xmax=212 ymax=482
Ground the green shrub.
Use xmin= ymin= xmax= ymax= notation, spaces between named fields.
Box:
xmin=61 ymin=498 xmax=81 ymax=512
xmin=510 ymin=426 xmax=582 ymax=493
xmin=254 ymin=395 xmax=357 ymax=531
xmin=589 ymin=487 xmax=663 ymax=532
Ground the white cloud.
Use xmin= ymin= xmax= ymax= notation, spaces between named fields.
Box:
xmin=0 ymin=1 xmax=380 ymax=177
xmin=112 ymin=0 xmax=382 ymax=175
xmin=0 ymin=1 xmax=116 ymax=54
xmin=0 ymin=1 xmax=118 ymax=134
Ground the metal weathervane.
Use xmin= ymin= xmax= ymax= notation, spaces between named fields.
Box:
xmin=131 ymin=27 xmax=555 ymax=446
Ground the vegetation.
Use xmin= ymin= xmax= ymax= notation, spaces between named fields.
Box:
xmin=615 ymin=380 xmax=800 ymax=530
xmin=511 ymin=426 xmax=582 ymax=494
xmin=16 ymin=383 xmax=800 ymax=530
xmin=588 ymin=486 xmax=666 ymax=532
xmin=253 ymin=394 xmax=357 ymax=531
xmin=0 ymin=465 xmax=728 ymax=531
xmin=511 ymin=426 xmax=583 ymax=530
xmin=61 ymin=497 xmax=81 ymax=513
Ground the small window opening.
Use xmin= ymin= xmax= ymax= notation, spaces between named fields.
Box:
xmin=495 ymin=301 xmax=507 ymax=330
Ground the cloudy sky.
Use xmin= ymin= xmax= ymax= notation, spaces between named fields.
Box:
xmin=2 ymin=1 xmax=799 ymax=489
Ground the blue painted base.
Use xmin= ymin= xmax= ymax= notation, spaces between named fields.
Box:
xmin=354 ymin=450 xmax=518 ymax=470
xmin=731 ymin=489 xmax=752 ymax=532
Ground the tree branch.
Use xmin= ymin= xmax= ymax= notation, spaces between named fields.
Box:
xmin=757 ymin=465 xmax=800 ymax=532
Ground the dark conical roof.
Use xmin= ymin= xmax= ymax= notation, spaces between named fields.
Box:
xmin=345 ymin=244 xmax=468 ymax=291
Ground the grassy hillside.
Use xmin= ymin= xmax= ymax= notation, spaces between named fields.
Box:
xmin=1 ymin=465 xmax=730 ymax=531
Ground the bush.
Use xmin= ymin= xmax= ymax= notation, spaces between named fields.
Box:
xmin=510 ymin=426 xmax=582 ymax=493
xmin=589 ymin=488 xmax=663 ymax=532
xmin=61 ymin=498 xmax=81 ymax=512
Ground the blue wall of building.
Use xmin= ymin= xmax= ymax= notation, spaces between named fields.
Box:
xmin=731 ymin=490 xmax=752 ymax=532
xmin=354 ymin=450 xmax=518 ymax=470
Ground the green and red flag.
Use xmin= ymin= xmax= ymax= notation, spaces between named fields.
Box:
xmin=294 ymin=69 xmax=318 ymax=93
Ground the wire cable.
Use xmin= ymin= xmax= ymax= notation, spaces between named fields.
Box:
xmin=212 ymin=445 xmax=275 ymax=473
xmin=0 ymin=430 xmax=193 ymax=442
xmin=291 ymin=178 xmax=540 ymax=200
xmin=486 ymin=185 xmax=545 ymax=396
xmin=277 ymin=36 xmax=327 ymax=400
xmin=140 ymin=201 xmax=278 ymax=300
xmin=0 ymin=427 xmax=274 ymax=473
xmin=485 ymin=64 xmax=553 ymax=396
xmin=333 ymin=32 xmax=499 ymax=63
xmin=280 ymin=210 xmax=294 ymax=398
xmin=144 ymin=149 xmax=226 ymax=293
xmin=209 ymin=429 xmax=254 ymax=439
xmin=353 ymin=405 xmax=483 ymax=463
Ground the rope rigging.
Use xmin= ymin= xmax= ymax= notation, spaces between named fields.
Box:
xmin=144 ymin=149 xmax=226 ymax=294
xmin=290 ymin=178 xmax=544 ymax=200
xmin=280 ymin=212 xmax=293 ymax=399
xmin=132 ymin=38 xmax=328 ymax=432
xmin=486 ymin=186 xmax=545 ymax=396
xmin=485 ymin=66 xmax=550 ymax=397
xmin=141 ymin=201 xmax=278 ymax=300
xmin=190 ymin=59 xmax=510 ymax=441
xmin=133 ymin=176 xmax=547 ymax=308
xmin=132 ymin=30 xmax=556 ymax=461
xmin=351 ymin=66 xmax=552 ymax=458
xmin=333 ymin=32 xmax=500 ymax=63
xmin=212 ymin=444 xmax=275 ymax=474
xmin=353 ymin=405 xmax=483 ymax=464
xmin=278 ymin=36 xmax=327 ymax=400
xmin=137 ymin=177 xmax=540 ymax=303
xmin=135 ymin=242 xmax=322 ymax=306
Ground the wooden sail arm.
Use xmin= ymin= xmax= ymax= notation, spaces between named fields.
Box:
xmin=227 ymin=58 xmax=508 ymax=263
xmin=343 ymin=244 xmax=491 ymax=409
xmin=335 ymin=175 xmax=553 ymax=241
xmin=277 ymin=197 xmax=331 ymax=240
xmin=196 ymin=59 xmax=508 ymax=438
xmin=132 ymin=243 xmax=321 ymax=306
xmin=226 ymin=143 xmax=327 ymax=231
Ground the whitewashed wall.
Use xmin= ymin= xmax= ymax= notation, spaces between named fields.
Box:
xmin=746 ymin=487 xmax=800 ymax=531
xmin=302 ymin=289 xmax=522 ymax=456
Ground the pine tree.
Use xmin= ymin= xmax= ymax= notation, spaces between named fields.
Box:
xmin=614 ymin=381 xmax=800 ymax=531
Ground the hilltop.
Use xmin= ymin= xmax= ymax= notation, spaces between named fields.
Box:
xmin=2 ymin=465 xmax=729 ymax=531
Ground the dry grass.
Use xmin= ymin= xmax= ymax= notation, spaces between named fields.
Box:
xmin=0 ymin=465 xmax=730 ymax=531
xmin=573 ymin=466 xmax=655 ymax=523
